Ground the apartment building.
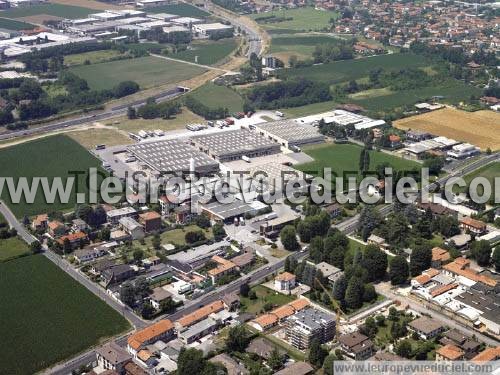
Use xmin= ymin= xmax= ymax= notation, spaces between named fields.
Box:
xmin=285 ymin=308 xmax=336 ymax=349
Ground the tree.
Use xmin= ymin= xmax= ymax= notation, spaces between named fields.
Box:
xmin=389 ymin=255 xmax=409 ymax=285
xmin=226 ymin=325 xmax=251 ymax=352
xmin=152 ymin=233 xmax=161 ymax=250
xmin=212 ymin=224 xmax=226 ymax=241
xmin=362 ymin=283 xmax=377 ymax=302
xmin=284 ymin=255 xmax=298 ymax=273
xmin=492 ymin=247 xmax=500 ymax=272
xmin=177 ymin=348 xmax=205 ymax=375
xmin=391 ymin=321 xmax=408 ymax=340
xmin=358 ymin=206 xmax=381 ymax=241
xmin=359 ymin=147 xmax=370 ymax=172
xmin=395 ymin=339 xmax=412 ymax=358
xmin=308 ymin=338 xmax=328 ymax=368
xmin=345 ymin=276 xmax=364 ymax=309
xmin=333 ymin=274 xmax=348 ymax=301
xmin=309 ymin=236 xmax=324 ymax=263
xmin=409 ymin=244 xmax=432 ymax=276
xmin=361 ymin=316 xmax=378 ymax=338
xmin=193 ymin=214 xmax=211 ymax=229
xmin=133 ymin=249 xmax=144 ymax=263
xmin=267 ymin=347 xmax=285 ymax=371
xmin=127 ymin=106 xmax=136 ymax=119
xmin=185 ymin=230 xmax=206 ymax=244
xmin=240 ymin=283 xmax=250 ymax=297
xmin=62 ymin=238 xmax=72 ymax=254
xmin=120 ymin=282 xmax=135 ymax=307
xmin=159 ymin=297 xmax=177 ymax=313
xmin=423 ymin=156 xmax=445 ymax=176
xmin=471 ymin=240 xmax=491 ymax=266
xmin=30 ymin=240 xmax=42 ymax=254
xmin=280 ymin=225 xmax=300 ymax=251
xmin=323 ymin=354 xmax=335 ymax=375
xmin=114 ymin=80 xmax=140 ymax=98
xmin=141 ymin=302 xmax=155 ymax=319
xmin=375 ymin=314 xmax=385 ymax=326
xmin=362 ymin=244 xmax=388 ymax=281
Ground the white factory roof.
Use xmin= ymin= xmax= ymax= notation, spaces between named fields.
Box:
xmin=195 ymin=22 xmax=233 ymax=32
xmin=433 ymin=136 xmax=459 ymax=147
xmin=148 ymin=13 xmax=179 ymax=21
xmin=163 ymin=25 xmax=190 ymax=33
xmin=171 ymin=17 xmax=203 ymax=25
xmin=295 ymin=109 xmax=385 ymax=130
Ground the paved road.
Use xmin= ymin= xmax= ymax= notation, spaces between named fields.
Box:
xmin=0 ymin=200 xmax=37 ymax=243
xmin=375 ymin=283 xmax=499 ymax=347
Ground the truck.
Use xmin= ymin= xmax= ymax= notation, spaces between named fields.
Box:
xmin=225 ymin=118 xmax=235 ymax=125
xmin=138 ymin=130 xmax=148 ymax=139
xmin=95 ymin=144 xmax=106 ymax=150
xmin=264 ymin=212 xmax=277 ymax=221
xmin=154 ymin=129 xmax=165 ymax=137
xmin=242 ymin=155 xmax=251 ymax=163
xmin=275 ymin=111 xmax=284 ymax=117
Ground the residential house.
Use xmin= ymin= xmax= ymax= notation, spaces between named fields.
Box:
xmin=246 ymin=337 xmax=284 ymax=360
xmin=388 ymin=134 xmax=402 ymax=148
xmin=472 ymin=347 xmax=500 ymax=363
xmin=324 ymin=203 xmax=342 ymax=219
xmin=315 ymin=262 xmax=343 ymax=284
xmin=436 ymin=344 xmax=465 ymax=361
xmin=416 ymin=201 xmax=454 ymax=217
xmin=274 ymin=272 xmax=296 ymax=292
xmin=175 ymin=300 xmax=225 ymax=331
xmin=231 ymin=248 xmax=255 ymax=270
xmin=178 ymin=317 xmax=219 ymax=344
xmin=249 ymin=299 xmax=310 ymax=332
xmin=102 ymin=264 xmax=135 ymax=285
xmin=274 ymin=362 xmax=314 ymax=375
xmin=174 ymin=205 xmax=192 ymax=224
xmin=209 ymin=353 xmax=248 ymax=375
xmin=31 ymin=214 xmax=48 ymax=231
xmin=149 ymin=287 xmax=172 ymax=310
xmin=440 ymin=329 xmax=480 ymax=360
xmin=91 ymin=259 xmax=115 ymax=275
xmin=124 ymin=361 xmax=148 ymax=375
xmin=459 ymin=217 xmax=486 ymax=235
xmin=127 ymin=319 xmax=175 ymax=357
xmin=96 ymin=341 xmax=131 ymax=374
xmin=406 ymin=130 xmax=432 ymax=142
xmin=431 ymin=247 xmax=451 ymax=268
xmin=222 ymin=292 xmax=240 ymax=311
xmin=443 ymin=258 xmax=497 ymax=287
xmin=339 ymin=332 xmax=374 ymax=360
xmin=106 ymin=206 xmax=137 ymax=225
xmin=74 ymin=245 xmax=107 ymax=263
xmin=72 ymin=218 xmax=88 ymax=232
xmin=138 ymin=211 xmax=162 ymax=233
xmin=48 ymin=220 xmax=66 ymax=237
xmin=408 ymin=316 xmax=444 ymax=340
xmin=367 ymin=234 xmax=389 ymax=250
xmin=119 ymin=217 xmax=145 ymax=240
xmin=56 ymin=231 xmax=87 ymax=250
xmin=158 ymin=194 xmax=181 ymax=215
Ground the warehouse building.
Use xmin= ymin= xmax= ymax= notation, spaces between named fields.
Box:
xmin=254 ymin=120 xmax=324 ymax=149
xmin=190 ymin=129 xmax=281 ymax=162
xmin=127 ymin=139 xmax=219 ymax=175
xmin=193 ymin=23 xmax=233 ymax=37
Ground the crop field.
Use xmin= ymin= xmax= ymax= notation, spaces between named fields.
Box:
xmin=0 ymin=3 xmax=94 ymax=19
xmin=296 ymin=143 xmax=418 ymax=180
xmin=351 ymin=80 xmax=482 ymax=113
xmin=63 ymin=49 xmax=125 ymax=67
xmin=171 ymin=38 xmax=238 ymax=66
xmin=69 ymin=56 xmax=206 ymax=90
xmin=278 ymin=53 xmax=430 ymax=84
xmin=148 ymin=3 xmax=209 ymax=17
xmin=394 ymin=108 xmax=500 ymax=150
xmin=0 ymin=17 xmax=35 ymax=30
xmin=0 ymin=255 xmax=130 ymax=375
xmin=457 ymin=162 xmax=500 ymax=194
xmin=0 ymin=135 xmax=103 ymax=218
xmin=68 ymin=128 xmax=133 ymax=148
xmin=251 ymin=8 xmax=338 ymax=32
xmin=189 ymin=83 xmax=244 ymax=113
xmin=269 ymin=34 xmax=347 ymax=61
xmin=0 ymin=237 xmax=30 ymax=262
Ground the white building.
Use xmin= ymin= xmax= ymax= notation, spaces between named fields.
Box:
xmin=193 ymin=22 xmax=233 ymax=36
xmin=447 ymin=143 xmax=481 ymax=159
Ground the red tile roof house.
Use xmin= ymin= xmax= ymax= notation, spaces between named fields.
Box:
xmin=56 ymin=231 xmax=87 ymax=250
xmin=127 ymin=320 xmax=175 ymax=357
xmin=138 ymin=211 xmax=162 ymax=233
xmin=459 ymin=217 xmax=486 ymax=235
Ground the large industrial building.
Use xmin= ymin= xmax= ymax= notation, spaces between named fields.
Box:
xmin=190 ymin=129 xmax=281 ymax=162
xmin=285 ymin=308 xmax=336 ymax=349
xmin=127 ymin=139 xmax=219 ymax=175
xmin=254 ymin=120 xmax=325 ymax=149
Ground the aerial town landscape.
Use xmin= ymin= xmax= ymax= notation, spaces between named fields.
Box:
xmin=0 ymin=0 xmax=498 ymax=374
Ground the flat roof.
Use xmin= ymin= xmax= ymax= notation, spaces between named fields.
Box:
xmin=201 ymin=200 xmax=255 ymax=220
xmin=255 ymin=120 xmax=324 ymax=143
xmin=191 ymin=129 xmax=280 ymax=159
xmin=127 ymin=139 xmax=219 ymax=174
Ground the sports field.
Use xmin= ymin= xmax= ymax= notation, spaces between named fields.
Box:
xmin=171 ymin=38 xmax=238 ymax=66
xmin=188 ymin=83 xmax=244 ymax=113
xmin=251 ymin=8 xmax=338 ymax=32
xmin=0 ymin=3 xmax=94 ymax=19
xmin=296 ymin=143 xmax=419 ymax=179
xmin=69 ymin=56 xmax=206 ymax=90
xmin=269 ymin=34 xmax=347 ymax=61
xmin=278 ymin=53 xmax=430 ymax=84
xmin=0 ymin=17 xmax=35 ymax=30
xmin=0 ymin=236 xmax=30 ymax=262
xmin=0 ymin=135 xmax=103 ymax=217
xmin=148 ymin=3 xmax=209 ymax=17
xmin=0 ymin=255 xmax=130 ymax=375
xmin=394 ymin=108 xmax=500 ymax=150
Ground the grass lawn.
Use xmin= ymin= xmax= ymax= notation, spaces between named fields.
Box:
xmin=171 ymin=38 xmax=238 ymax=66
xmin=455 ymin=162 xmax=500 ymax=194
xmin=68 ymin=128 xmax=133 ymax=149
xmin=147 ymin=3 xmax=209 ymax=17
xmin=280 ymin=99 xmax=338 ymax=117
xmin=64 ymin=49 xmax=125 ymax=67
xmin=69 ymin=56 xmax=206 ymax=90
xmin=188 ymin=82 xmax=244 ymax=113
xmin=0 ymin=3 xmax=94 ymax=19
xmin=270 ymin=34 xmax=348 ymax=60
xmin=278 ymin=53 xmax=430 ymax=85
xmin=347 ymin=238 xmax=366 ymax=257
xmin=240 ymin=285 xmax=295 ymax=314
xmin=251 ymin=8 xmax=338 ymax=32
xmin=0 ymin=17 xmax=35 ymax=30
xmin=0 ymin=255 xmax=130 ymax=374
xmin=0 ymin=134 xmax=103 ymax=218
xmin=0 ymin=236 xmax=30 ymax=262
xmin=296 ymin=143 xmax=419 ymax=180
xmin=110 ymin=107 xmax=204 ymax=133
xmin=132 ymin=225 xmax=213 ymax=252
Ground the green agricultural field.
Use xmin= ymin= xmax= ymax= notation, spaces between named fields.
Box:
xmin=69 ymin=56 xmax=206 ymax=90
xmin=63 ymin=49 xmax=125 ymax=67
xmin=0 ymin=3 xmax=94 ymax=19
xmin=0 ymin=135 xmax=104 ymax=218
xmin=0 ymin=237 xmax=30 ymax=262
xmin=0 ymin=17 xmax=35 ymax=30
xmin=455 ymin=162 xmax=500 ymax=194
xmin=270 ymin=34 xmax=348 ymax=59
xmin=189 ymin=82 xmax=244 ymax=113
xmin=171 ymin=38 xmax=237 ymax=66
xmin=296 ymin=143 xmax=418 ymax=180
xmin=148 ymin=3 xmax=209 ymax=17
xmin=278 ymin=53 xmax=430 ymax=84
xmin=251 ymin=8 xmax=338 ymax=32
xmin=280 ymin=99 xmax=338 ymax=117
xmin=0 ymin=255 xmax=130 ymax=375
